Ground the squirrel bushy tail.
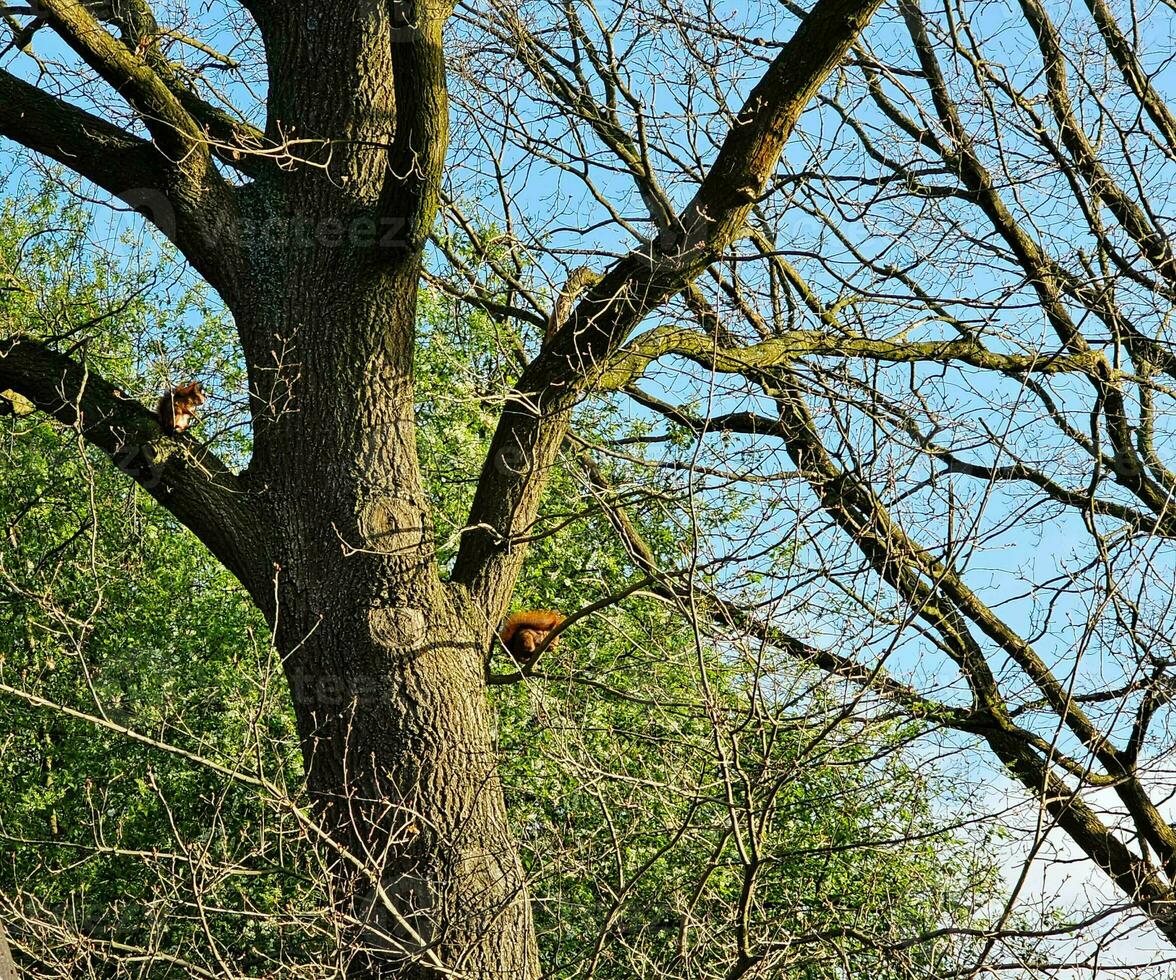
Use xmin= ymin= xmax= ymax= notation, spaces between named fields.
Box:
xmin=499 ymin=610 xmax=565 ymax=664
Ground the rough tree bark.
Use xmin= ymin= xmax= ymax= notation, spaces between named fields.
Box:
xmin=0 ymin=0 xmax=883 ymax=974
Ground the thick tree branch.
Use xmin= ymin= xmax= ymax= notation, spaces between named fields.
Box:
xmin=452 ymin=0 xmax=886 ymax=617
xmin=0 ymin=64 xmax=242 ymax=288
xmin=1082 ymin=0 xmax=1176 ymax=153
xmin=0 ymin=0 xmax=246 ymax=287
xmin=96 ymin=0 xmax=270 ymax=178
xmin=38 ymin=0 xmax=205 ymax=160
xmin=0 ymin=335 xmax=272 ymax=610
xmin=1016 ymin=0 xmax=1176 ymax=289
xmin=596 ymin=325 xmax=1102 ymax=389
xmin=0 ymin=69 xmax=164 ymax=199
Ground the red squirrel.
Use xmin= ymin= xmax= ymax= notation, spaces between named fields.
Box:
xmin=157 ymin=381 xmax=206 ymax=434
xmin=499 ymin=610 xmax=565 ymax=666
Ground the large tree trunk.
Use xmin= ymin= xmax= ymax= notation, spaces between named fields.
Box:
xmin=233 ymin=243 xmax=540 ymax=976
xmin=213 ymin=6 xmax=540 ymax=973
xmin=281 ymin=584 xmax=538 ymax=978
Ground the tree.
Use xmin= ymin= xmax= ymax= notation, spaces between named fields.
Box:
xmin=4 ymin=0 xmax=1176 ymax=974
xmin=0 ymin=0 xmax=886 ymax=975
xmin=0 ymin=192 xmax=997 ymax=977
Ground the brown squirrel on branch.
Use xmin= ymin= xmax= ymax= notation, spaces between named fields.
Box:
xmin=499 ymin=610 xmax=565 ymax=667
xmin=157 ymin=381 xmax=206 ymax=434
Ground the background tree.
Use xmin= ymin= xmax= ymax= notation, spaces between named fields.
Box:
xmin=441 ymin=0 xmax=1176 ymax=969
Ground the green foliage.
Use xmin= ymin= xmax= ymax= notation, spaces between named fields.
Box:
xmin=0 ymin=188 xmax=321 ymax=973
